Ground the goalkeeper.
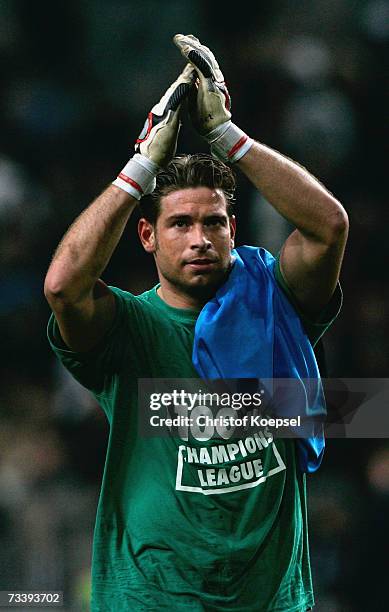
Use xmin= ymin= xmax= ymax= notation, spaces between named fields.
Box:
xmin=45 ymin=34 xmax=348 ymax=611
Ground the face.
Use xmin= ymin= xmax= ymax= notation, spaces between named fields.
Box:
xmin=138 ymin=187 xmax=236 ymax=304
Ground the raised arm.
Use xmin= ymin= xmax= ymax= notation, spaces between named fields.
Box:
xmin=44 ymin=65 xmax=194 ymax=351
xmin=44 ymin=186 xmax=136 ymax=352
xmin=174 ymin=34 xmax=348 ymax=315
xmin=236 ymin=144 xmax=348 ymax=315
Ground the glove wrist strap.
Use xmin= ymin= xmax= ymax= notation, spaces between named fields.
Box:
xmin=112 ymin=154 xmax=160 ymax=200
xmin=205 ymin=121 xmax=254 ymax=164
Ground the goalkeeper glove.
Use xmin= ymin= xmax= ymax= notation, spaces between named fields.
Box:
xmin=173 ymin=34 xmax=253 ymax=164
xmin=113 ymin=64 xmax=194 ymax=199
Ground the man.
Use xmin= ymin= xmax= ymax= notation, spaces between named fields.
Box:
xmin=45 ymin=35 xmax=348 ymax=611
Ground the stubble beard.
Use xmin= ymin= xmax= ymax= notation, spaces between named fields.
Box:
xmin=153 ymin=232 xmax=234 ymax=303
xmin=167 ymin=271 xmax=223 ymax=301
xmin=157 ymin=256 xmax=234 ymax=303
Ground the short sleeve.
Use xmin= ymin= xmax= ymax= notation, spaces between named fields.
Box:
xmin=273 ymin=254 xmax=343 ymax=347
xmin=47 ymin=287 xmax=131 ymax=396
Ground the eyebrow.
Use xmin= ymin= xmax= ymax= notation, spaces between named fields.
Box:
xmin=166 ymin=214 xmax=192 ymax=223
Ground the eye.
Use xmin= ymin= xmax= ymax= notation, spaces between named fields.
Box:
xmin=174 ymin=219 xmax=189 ymax=228
xmin=205 ymin=217 xmax=225 ymax=227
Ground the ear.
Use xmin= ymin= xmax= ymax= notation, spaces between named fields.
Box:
xmin=229 ymin=215 xmax=236 ymax=249
xmin=138 ymin=218 xmax=156 ymax=253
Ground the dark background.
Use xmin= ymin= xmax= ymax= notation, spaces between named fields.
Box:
xmin=0 ymin=1 xmax=388 ymax=610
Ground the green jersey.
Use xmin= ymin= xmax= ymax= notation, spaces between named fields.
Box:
xmin=47 ymin=261 xmax=341 ymax=611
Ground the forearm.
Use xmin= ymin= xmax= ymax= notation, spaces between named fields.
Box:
xmin=237 ymin=142 xmax=348 ymax=243
xmin=45 ymin=60 xmax=191 ymax=310
xmin=44 ymin=185 xmax=137 ymax=303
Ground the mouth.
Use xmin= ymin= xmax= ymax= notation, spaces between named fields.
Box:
xmin=184 ymin=258 xmax=217 ymax=271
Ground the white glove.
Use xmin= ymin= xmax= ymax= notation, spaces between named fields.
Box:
xmin=173 ymin=34 xmax=253 ymax=164
xmin=113 ymin=64 xmax=195 ymax=199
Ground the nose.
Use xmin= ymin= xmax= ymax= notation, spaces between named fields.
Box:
xmin=190 ymin=224 xmax=212 ymax=251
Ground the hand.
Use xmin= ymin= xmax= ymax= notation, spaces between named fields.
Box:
xmin=135 ymin=63 xmax=195 ymax=167
xmin=113 ymin=65 xmax=194 ymax=199
xmin=173 ymin=34 xmax=253 ymax=164
xmin=173 ymin=34 xmax=231 ymax=135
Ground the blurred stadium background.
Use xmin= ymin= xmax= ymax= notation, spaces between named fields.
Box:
xmin=0 ymin=1 xmax=388 ymax=610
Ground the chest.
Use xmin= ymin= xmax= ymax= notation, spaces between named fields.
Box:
xmin=126 ymin=312 xmax=199 ymax=378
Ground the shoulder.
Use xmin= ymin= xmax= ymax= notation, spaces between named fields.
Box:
xmin=108 ymin=285 xmax=154 ymax=304
xmin=108 ymin=285 xmax=160 ymax=316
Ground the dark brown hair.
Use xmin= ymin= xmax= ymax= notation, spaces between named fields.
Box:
xmin=139 ymin=153 xmax=236 ymax=224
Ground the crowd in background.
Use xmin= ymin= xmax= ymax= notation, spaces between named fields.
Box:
xmin=0 ymin=1 xmax=388 ymax=610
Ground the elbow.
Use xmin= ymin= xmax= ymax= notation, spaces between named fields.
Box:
xmin=326 ymin=202 xmax=349 ymax=245
xmin=44 ymin=273 xmax=66 ymax=306
xmin=44 ymin=269 xmax=92 ymax=309
xmin=44 ymin=271 xmax=76 ymax=308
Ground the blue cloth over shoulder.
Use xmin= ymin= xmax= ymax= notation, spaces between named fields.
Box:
xmin=192 ymin=245 xmax=326 ymax=473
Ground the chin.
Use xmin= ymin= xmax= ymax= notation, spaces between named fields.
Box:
xmin=186 ymin=273 xmax=225 ymax=296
